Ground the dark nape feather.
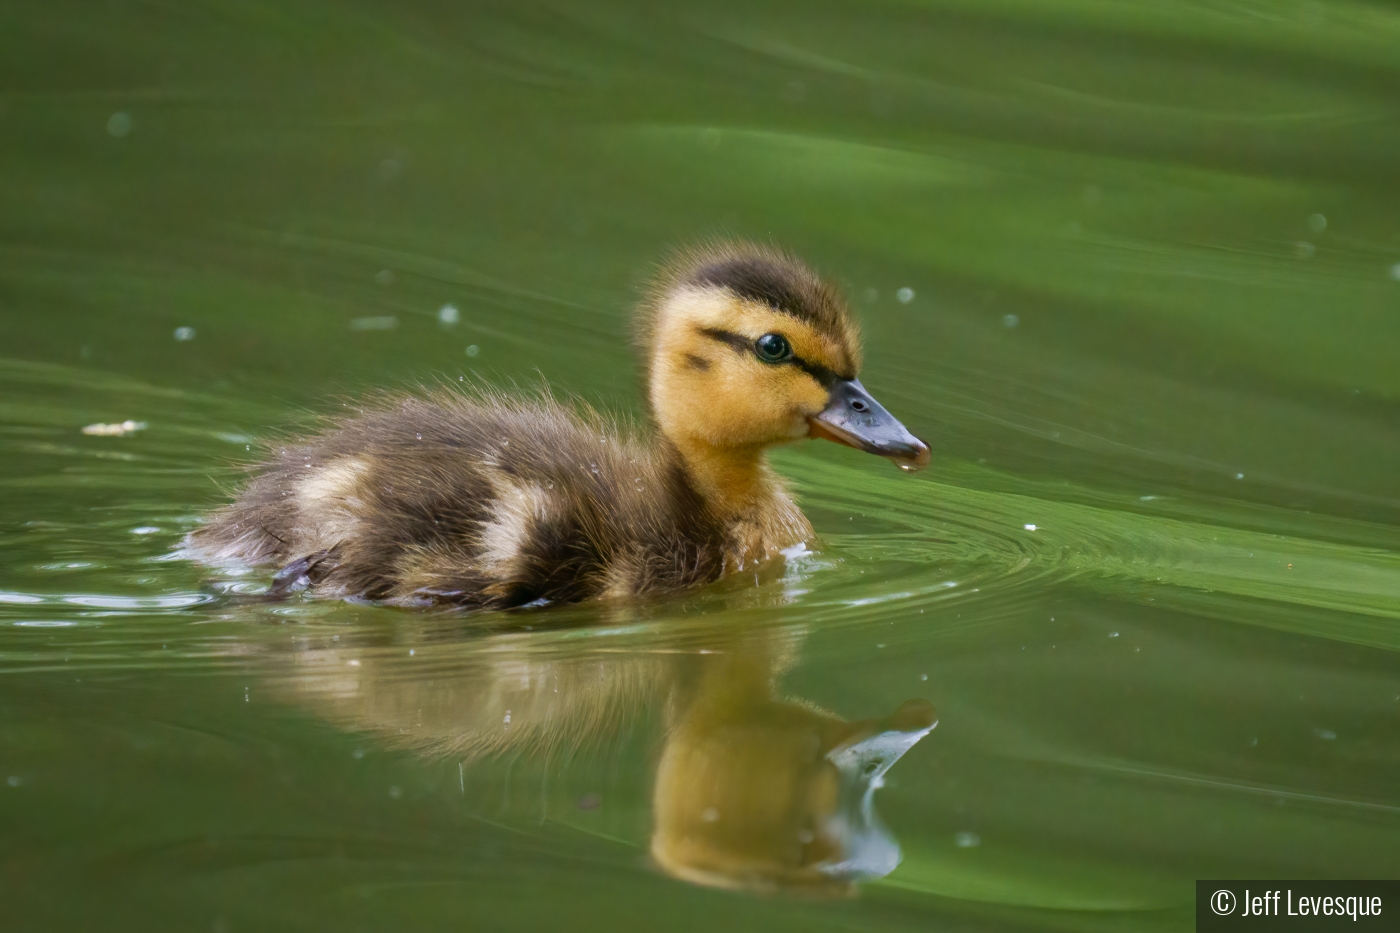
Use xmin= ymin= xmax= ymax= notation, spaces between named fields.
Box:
xmin=690 ymin=257 xmax=811 ymax=318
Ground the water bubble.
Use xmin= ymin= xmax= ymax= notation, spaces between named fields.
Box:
xmin=896 ymin=287 xmax=915 ymax=304
xmin=465 ymin=344 xmax=479 ymax=358
xmin=438 ymin=303 xmax=459 ymax=325
xmin=173 ymin=326 xmax=196 ymax=341
xmin=1236 ymin=472 xmax=1245 ymax=480
xmin=1002 ymin=313 xmax=1020 ymax=328
xmin=1023 ymin=524 xmax=1037 ymax=531
xmin=503 ymin=710 xmax=511 ymax=724
xmin=1307 ymin=213 xmax=1327 ymax=233
xmin=1109 ymin=631 xmax=1119 ymax=638
xmin=920 ymin=673 xmax=928 ymax=681
xmin=130 ymin=526 xmax=161 ymax=535
xmin=375 ymin=269 xmax=395 ymax=285
xmin=107 ymin=112 xmax=133 ymax=137
xmin=1294 ymin=241 xmax=1315 ymax=259
xmin=955 ymin=831 xmax=980 ymax=848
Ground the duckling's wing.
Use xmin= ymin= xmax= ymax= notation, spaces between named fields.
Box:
xmin=187 ymin=389 xmax=725 ymax=608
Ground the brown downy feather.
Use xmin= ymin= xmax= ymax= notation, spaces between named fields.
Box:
xmin=186 ymin=387 xmax=735 ymax=609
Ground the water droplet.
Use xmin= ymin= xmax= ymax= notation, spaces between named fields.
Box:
xmin=415 ymin=433 xmax=422 ymax=440
xmin=106 ymin=112 xmax=133 ymax=137
xmin=352 ymin=748 xmax=365 ymax=759
xmin=173 ymin=326 xmax=196 ymax=341
xmin=1307 ymin=213 xmax=1327 ymax=233
xmin=955 ymin=831 xmax=980 ymax=848
xmin=1109 ymin=632 xmax=1119 ymax=638
xmin=388 ymin=785 xmax=402 ymax=799
xmin=438 ymin=304 xmax=459 ymax=325
xmin=6 ymin=776 xmax=20 ymax=788
xmin=701 ymin=807 xmax=720 ymax=823
xmin=896 ymin=287 xmax=915 ymax=303
xmin=1002 ymin=313 xmax=1020 ymax=328
xmin=1024 ymin=524 xmax=1037 ymax=531
xmin=465 ymin=344 xmax=479 ymax=358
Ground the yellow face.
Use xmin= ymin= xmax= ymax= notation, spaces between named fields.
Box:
xmin=648 ymin=286 xmax=859 ymax=453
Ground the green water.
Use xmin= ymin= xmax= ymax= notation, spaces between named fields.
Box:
xmin=3 ymin=1 xmax=1400 ymax=929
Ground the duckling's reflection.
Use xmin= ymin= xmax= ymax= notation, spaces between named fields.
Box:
xmin=276 ymin=619 xmax=935 ymax=895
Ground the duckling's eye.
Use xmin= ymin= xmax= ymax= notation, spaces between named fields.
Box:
xmin=754 ymin=333 xmax=793 ymax=364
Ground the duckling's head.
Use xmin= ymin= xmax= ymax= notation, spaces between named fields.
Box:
xmin=639 ymin=242 xmax=929 ymax=474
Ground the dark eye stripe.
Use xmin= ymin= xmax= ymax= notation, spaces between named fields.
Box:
xmin=698 ymin=327 xmax=849 ymax=386
xmin=699 ymin=327 xmax=752 ymax=355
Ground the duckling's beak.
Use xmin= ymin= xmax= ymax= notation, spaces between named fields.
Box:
xmin=808 ymin=379 xmax=931 ymax=470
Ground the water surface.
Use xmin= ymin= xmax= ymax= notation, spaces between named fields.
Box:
xmin=3 ymin=1 xmax=1399 ymax=930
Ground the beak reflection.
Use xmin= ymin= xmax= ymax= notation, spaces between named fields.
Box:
xmin=653 ymin=696 xmax=936 ymax=894
xmin=809 ymin=379 xmax=930 ymax=470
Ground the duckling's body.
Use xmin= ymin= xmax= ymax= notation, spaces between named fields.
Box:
xmin=186 ymin=243 xmax=927 ymax=609
xmin=190 ymin=392 xmax=808 ymax=608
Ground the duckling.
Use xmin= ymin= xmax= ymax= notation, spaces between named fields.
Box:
xmin=185 ymin=242 xmax=928 ymax=609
